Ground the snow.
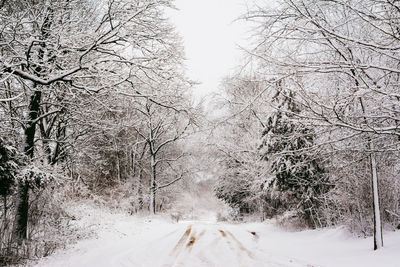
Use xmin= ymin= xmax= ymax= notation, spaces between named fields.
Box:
xmin=32 ymin=204 xmax=400 ymax=267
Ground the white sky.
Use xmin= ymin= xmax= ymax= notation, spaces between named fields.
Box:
xmin=167 ymin=0 xmax=251 ymax=101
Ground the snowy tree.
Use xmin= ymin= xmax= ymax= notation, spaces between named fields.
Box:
xmin=212 ymin=75 xmax=270 ymax=217
xmin=131 ymin=96 xmax=195 ymax=214
xmin=0 ymin=0 xmax=183 ymax=243
xmin=258 ymin=84 xmax=329 ymax=227
xmin=244 ymin=0 xmax=400 ymax=248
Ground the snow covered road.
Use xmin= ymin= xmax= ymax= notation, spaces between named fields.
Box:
xmin=33 ymin=205 xmax=400 ymax=267
xmin=119 ymin=222 xmax=305 ymax=267
xmin=34 ymin=220 xmax=310 ymax=267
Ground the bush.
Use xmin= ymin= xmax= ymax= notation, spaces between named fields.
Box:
xmin=0 ymin=180 xmax=83 ymax=265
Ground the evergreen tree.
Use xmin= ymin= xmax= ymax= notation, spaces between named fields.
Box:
xmin=0 ymin=139 xmax=19 ymax=198
xmin=0 ymin=138 xmax=20 ymax=218
xmin=259 ymin=85 xmax=329 ymax=227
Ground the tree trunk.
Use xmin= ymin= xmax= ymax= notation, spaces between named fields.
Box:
xmin=137 ymin=164 xmax=144 ymax=211
xmin=51 ymin=121 xmax=66 ymax=165
xmin=114 ymin=139 xmax=121 ymax=184
xmin=12 ymin=182 xmax=29 ymax=243
xmin=359 ymin=96 xmax=383 ymax=250
xmin=149 ymin=152 xmax=156 ymax=214
xmin=369 ymin=142 xmax=383 ymax=250
xmin=39 ymin=120 xmax=52 ymax=164
xmin=3 ymin=195 xmax=6 ymax=221
xmin=116 ymin=152 xmax=121 ymax=184
xmin=22 ymin=91 xmax=41 ymax=158
xmin=149 ymin=185 xmax=156 ymax=214
xmin=12 ymin=90 xmax=41 ymax=243
xmin=136 ymin=143 xmax=147 ymax=211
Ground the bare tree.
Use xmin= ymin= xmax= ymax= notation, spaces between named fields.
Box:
xmin=0 ymin=0 xmax=179 ymax=243
xmin=131 ymin=96 xmax=194 ymax=214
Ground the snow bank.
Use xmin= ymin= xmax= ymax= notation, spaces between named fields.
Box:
xmin=245 ymin=222 xmax=400 ymax=267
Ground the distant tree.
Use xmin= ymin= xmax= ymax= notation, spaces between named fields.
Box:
xmin=131 ymin=97 xmax=194 ymax=214
xmin=215 ymin=158 xmax=254 ymax=214
xmin=212 ymin=75 xmax=268 ymax=216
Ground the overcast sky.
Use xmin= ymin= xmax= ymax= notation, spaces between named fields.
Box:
xmin=167 ymin=0 xmax=251 ymax=101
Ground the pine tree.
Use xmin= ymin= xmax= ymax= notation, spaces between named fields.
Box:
xmin=259 ymin=86 xmax=329 ymax=227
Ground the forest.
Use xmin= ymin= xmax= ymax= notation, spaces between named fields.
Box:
xmin=1 ymin=0 xmax=399 ymax=265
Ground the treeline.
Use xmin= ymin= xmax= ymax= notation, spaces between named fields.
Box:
xmin=0 ymin=0 xmax=197 ymax=264
xmin=213 ymin=0 xmax=400 ymax=250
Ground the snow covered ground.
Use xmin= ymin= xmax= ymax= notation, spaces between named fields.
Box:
xmin=32 ymin=203 xmax=400 ymax=267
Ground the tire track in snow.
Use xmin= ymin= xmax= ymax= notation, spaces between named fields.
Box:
xmin=186 ymin=229 xmax=205 ymax=252
xmin=34 ymin=221 xmax=318 ymax=267
xmin=226 ymin=230 xmax=255 ymax=259
xmin=170 ymin=227 xmax=208 ymax=266
xmin=170 ymin=225 xmax=192 ymax=256
xmin=218 ymin=229 xmax=254 ymax=267
xmin=195 ymin=234 xmax=222 ymax=265
xmin=166 ymin=225 xmax=198 ymax=267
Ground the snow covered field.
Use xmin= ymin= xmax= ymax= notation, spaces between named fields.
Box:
xmin=30 ymin=203 xmax=400 ymax=267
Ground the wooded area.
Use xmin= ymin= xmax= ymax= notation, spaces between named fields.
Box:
xmin=1 ymin=0 xmax=399 ymax=265
xmin=213 ymin=0 xmax=400 ymax=251
xmin=0 ymin=0 xmax=200 ymax=263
